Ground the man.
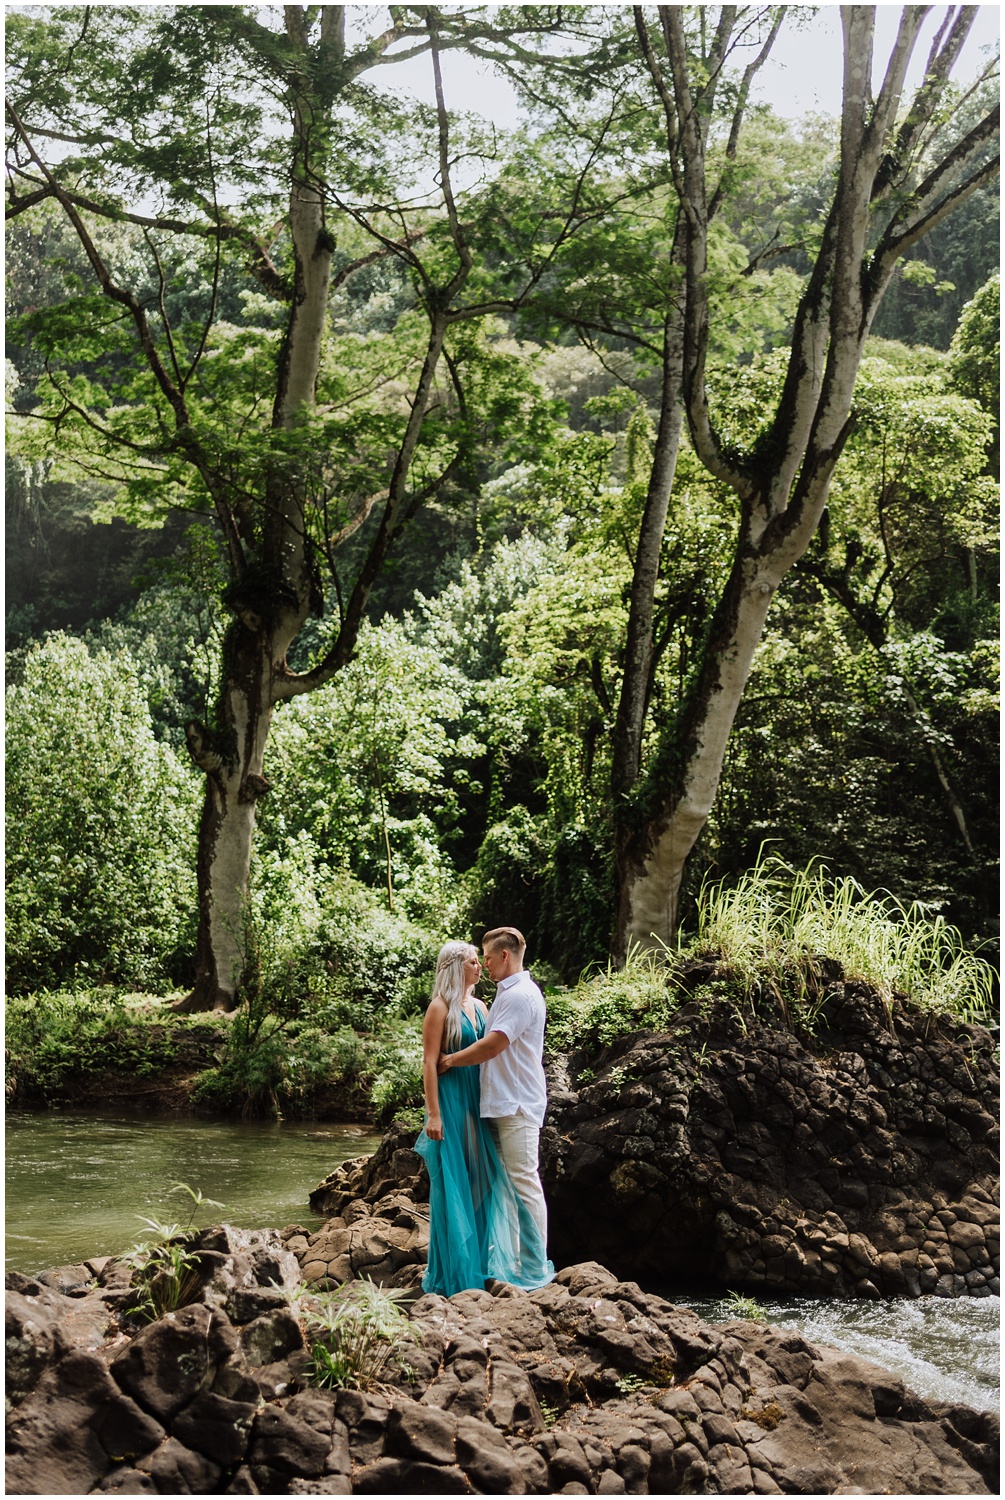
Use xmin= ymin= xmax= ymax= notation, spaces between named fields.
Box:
xmin=437 ymin=926 xmax=550 ymax=1248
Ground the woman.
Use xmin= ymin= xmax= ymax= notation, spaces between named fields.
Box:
xmin=414 ymin=940 xmax=553 ymax=1297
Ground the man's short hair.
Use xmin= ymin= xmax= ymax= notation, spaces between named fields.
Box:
xmin=482 ymin=926 xmax=526 ymax=956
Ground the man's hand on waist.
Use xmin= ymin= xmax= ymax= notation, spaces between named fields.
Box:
xmin=437 ymin=1030 xmax=510 ymax=1074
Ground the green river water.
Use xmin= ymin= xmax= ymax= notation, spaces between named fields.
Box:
xmin=6 ymin=1108 xmax=380 ymax=1272
xmin=5 ymin=1109 xmax=999 ymax=1415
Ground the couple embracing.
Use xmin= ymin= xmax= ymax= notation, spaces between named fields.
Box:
xmin=415 ymin=927 xmax=555 ymax=1296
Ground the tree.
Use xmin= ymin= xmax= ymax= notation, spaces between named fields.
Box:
xmin=615 ymin=4 xmax=999 ymax=953
xmin=5 ymin=4 xmax=567 ymax=1008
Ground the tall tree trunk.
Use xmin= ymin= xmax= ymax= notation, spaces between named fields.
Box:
xmin=178 ymin=9 xmax=473 ymax=1008
xmin=181 ymin=17 xmax=332 ymax=1009
xmin=616 ymin=512 xmax=779 ymax=948
xmin=181 ymin=626 xmax=276 ymax=1010
xmin=611 ymin=305 xmax=685 ymax=935
xmin=615 ymin=3 xmax=996 ymax=956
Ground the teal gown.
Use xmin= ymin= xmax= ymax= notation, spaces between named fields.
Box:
xmin=414 ymin=1009 xmax=554 ymax=1297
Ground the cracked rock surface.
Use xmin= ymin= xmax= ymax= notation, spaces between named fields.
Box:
xmin=7 ymin=1224 xmax=999 ymax=1494
xmin=537 ymin=987 xmax=999 ymax=1299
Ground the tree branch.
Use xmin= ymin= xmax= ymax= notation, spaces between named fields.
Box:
xmin=6 ymin=101 xmax=248 ymax=579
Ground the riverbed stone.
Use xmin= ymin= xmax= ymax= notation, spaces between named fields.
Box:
xmin=171 ymin=1390 xmax=258 ymax=1465
xmin=238 ymin=1306 xmax=304 ymax=1367
xmin=6 ymin=1243 xmax=999 ymax=1495
xmin=5 ymin=1277 xmax=71 ymax=1409
xmin=246 ymin=1403 xmax=331 ymax=1486
xmin=135 ymin=1435 xmax=223 ymax=1493
xmin=109 ymin=1303 xmax=235 ymax=1422
xmin=5 ymin=1349 xmax=164 ymax=1495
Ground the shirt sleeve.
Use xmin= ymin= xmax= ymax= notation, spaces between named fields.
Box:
xmin=488 ymin=988 xmax=533 ymax=1042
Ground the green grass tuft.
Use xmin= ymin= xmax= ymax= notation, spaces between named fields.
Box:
xmin=689 ymin=853 xmax=994 ymax=1024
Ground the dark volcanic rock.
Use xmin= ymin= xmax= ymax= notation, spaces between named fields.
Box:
xmin=308 ymin=1129 xmax=429 ymax=1218
xmin=6 ymin=1223 xmax=998 ymax=1495
xmin=300 ymin=1131 xmax=431 ymax=1289
xmin=539 ymin=987 xmax=999 ymax=1298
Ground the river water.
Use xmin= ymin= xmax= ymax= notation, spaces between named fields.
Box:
xmin=678 ymin=1290 xmax=999 ymax=1415
xmin=6 ymin=1109 xmax=999 ymax=1414
xmin=5 ymin=1109 xmax=380 ymax=1273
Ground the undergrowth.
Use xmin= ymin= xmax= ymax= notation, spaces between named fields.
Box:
xmin=293 ymin=1278 xmax=414 ymax=1390
xmin=549 ymin=855 xmax=994 ymax=1056
xmin=3 ymin=990 xmax=222 ymax=1103
xmin=7 ymin=858 xmax=992 ymax=1117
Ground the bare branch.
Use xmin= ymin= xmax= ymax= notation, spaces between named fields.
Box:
xmin=143 ymin=229 xmax=185 ymax=391
xmin=325 ymin=490 xmax=381 ymax=549
xmin=5 ymin=185 xmax=52 ymax=218
xmin=427 ymin=7 xmax=473 ymax=294
xmin=874 ymin=148 xmax=1000 ymax=277
xmin=708 ymin=7 xmax=784 ymax=220
xmin=5 ymin=166 xmax=292 ymax=297
xmin=874 ymin=5 xmax=980 ymax=199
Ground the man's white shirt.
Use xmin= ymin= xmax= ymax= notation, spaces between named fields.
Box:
xmin=480 ymin=969 xmax=548 ymax=1126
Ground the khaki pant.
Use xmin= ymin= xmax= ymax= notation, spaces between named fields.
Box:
xmin=489 ymin=1113 xmax=548 ymax=1245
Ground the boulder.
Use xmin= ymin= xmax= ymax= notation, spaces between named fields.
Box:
xmin=5 ymin=1350 xmax=164 ymax=1495
xmin=109 ymin=1303 xmax=237 ymax=1422
xmin=292 ymin=1153 xmax=431 ymax=1290
xmin=309 ymin=1127 xmax=428 ymax=1220
xmin=537 ymin=988 xmax=999 ymax=1298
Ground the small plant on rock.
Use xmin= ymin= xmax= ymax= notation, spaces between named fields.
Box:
xmin=124 ymin=1183 xmax=223 ymax=1323
xmin=614 ymin=1371 xmax=649 ymax=1395
xmin=298 ymin=1278 xmax=413 ymax=1391
xmin=723 ymin=1289 xmax=768 ymax=1323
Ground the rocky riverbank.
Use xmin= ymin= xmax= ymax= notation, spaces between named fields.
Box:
xmin=311 ymin=986 xmax=1001 ymax=1301
xmin=6 ymin=1224 xmax=999 ymax=1495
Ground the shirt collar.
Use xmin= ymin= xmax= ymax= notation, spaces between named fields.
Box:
xmin=496 ymin=970 xmax=526 ymax=992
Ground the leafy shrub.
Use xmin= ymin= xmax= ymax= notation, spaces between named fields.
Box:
xmin=540 ymin=822 xmax=615 ymax=975
xmin=318 ymin=886 xmax=442 ymax=1021
xmin=5 ymin=634 xmax=198 ymax=993
xmin=3 ymin=990 xmax=206 ymax=1102
xmin=123 ymin=1185 xmax=224 ymax=1324
xmin=366 ymin=1019 xmax=424 ymax=1123
xmin=547 ymin=944 xmax=679 ymax=1054
xmin=466 ymin=805 xmax=549 ymax=951
xmin=722 ymin=1290 xmax=768 ymax=1323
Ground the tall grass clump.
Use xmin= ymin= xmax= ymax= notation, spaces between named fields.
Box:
xmin=690 ymin=854 xmax=994 ymax=1023
xmin=123 ymin=1184 xmax=224 ymax=1324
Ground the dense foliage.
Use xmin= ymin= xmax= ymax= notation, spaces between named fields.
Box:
xmin=5 ymin=6 xmax=999 ymax=1024
xmin=6 ymin=855 xmax=991 ymax=1123
xmin=5 ymin=310 xmax=999 ymax=993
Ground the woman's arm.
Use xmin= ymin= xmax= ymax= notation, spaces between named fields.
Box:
xmin=422 ymin=997 xmax=448 ymax=1140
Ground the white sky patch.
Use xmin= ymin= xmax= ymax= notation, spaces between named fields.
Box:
xmin=371 ymin=3 xmax=1000 ymax=126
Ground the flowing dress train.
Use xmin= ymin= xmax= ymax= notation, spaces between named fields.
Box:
xmin=415 ymin=1009 xmax=554 ymax=1296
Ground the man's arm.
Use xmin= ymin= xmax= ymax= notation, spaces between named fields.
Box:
xmin=437 ymin=1029 xmax=509 ymax=1074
